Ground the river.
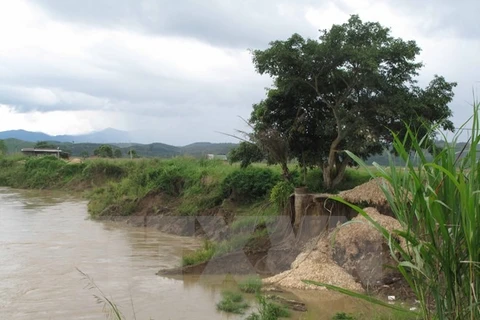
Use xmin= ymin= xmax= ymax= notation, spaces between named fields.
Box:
xmin=0 ymin=187 xmax=373 ymax=320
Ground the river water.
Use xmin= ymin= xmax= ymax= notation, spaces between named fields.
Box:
xmin=0 ymin=187 xmax=372 ymax=320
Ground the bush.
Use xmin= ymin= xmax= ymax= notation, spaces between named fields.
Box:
xmin=222 ymin=167 xmax=280 ymax=202
xmin=182 ymin=240 xmax=216 ymax=266
xmin=304 ymin=168 xmax=324 ymax=192
xmin=269 ymin=180 xmax=294 ymax=209
xmin=332 ymin=313 xmax=357 ymax=320
xmin=216 ymin=291 xmax=250 ymax=314
xmin=82 ymin=160 xmax=126 ymax=180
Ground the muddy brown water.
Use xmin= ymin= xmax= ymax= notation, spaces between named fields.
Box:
xmin=0 ymin=187 xmax=379 ymax=320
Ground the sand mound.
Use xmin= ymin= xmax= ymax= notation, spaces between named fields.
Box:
xmin=339 ymin=178 xmax=391 ymax=206
xmin=263 ymin=235 xmax=363 ymax=291
xmin=332 ymin=207 xmax=404 ymax=286
xmin=263 ymin=207 xmax=404 ymax=291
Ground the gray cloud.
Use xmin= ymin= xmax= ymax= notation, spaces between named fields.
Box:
xmin=29 ymin=0 xmax=319 ymax=48
xmin=381 ymin=0 xmax=480 ymax=39
xmin=1 ymin=0 xmax=478 ymax=144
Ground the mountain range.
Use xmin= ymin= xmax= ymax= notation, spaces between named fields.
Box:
xmin=0 ymin=129 xmax=238 ymax=158
xmin=0 ymin=128 xmax=132 ymax=143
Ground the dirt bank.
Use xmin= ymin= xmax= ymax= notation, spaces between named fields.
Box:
xmin=263 ymin=208 xmax=415 ymax=301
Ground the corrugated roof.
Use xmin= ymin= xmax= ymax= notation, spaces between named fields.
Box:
xmin=21 ymin=148 xmax=67 ymax=153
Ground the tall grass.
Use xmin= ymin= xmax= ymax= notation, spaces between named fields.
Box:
xmin=328 ymin=102 xmax=480 ymax=319
xmin=216 ymin=290 xmax=250 ymax=314
xmin=245 ymin=294 xmax=291 ymax=320
xmin=238 ymin=276 xmax=263 ymax=294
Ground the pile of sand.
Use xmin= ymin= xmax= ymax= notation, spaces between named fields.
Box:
xmin=331 ymin=207 xmax=405 ymax=286
xmin=263 ymin=207 xmax=404 ymax=292
xmin=263 ymin=234 xmax=364 ymax=292
xmin=339 ymin=177 xmax=391 ymax=206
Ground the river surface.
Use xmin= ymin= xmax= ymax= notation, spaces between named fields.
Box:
xmin=0 ymin=187 xmax=374 ymax=320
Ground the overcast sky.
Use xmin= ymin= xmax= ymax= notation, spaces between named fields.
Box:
xmin=0 ymin=0 xmax=479 ymax=145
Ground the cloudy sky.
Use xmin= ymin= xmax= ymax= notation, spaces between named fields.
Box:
xmin=0 ymin=0 xmax=479 ymax=145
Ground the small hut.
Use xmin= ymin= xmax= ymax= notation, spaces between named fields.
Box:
xmin=21 ymin=148 xmax=70 ymax=159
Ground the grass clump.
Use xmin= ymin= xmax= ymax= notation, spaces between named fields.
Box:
xmin=216 ymin=290 xmax=250 ymax=314
xmin=245 ymin=295 xmax=290 ymax=320
xmin=182 ymin=240 xmax=216 ymax=266
xmin=332 ymin=313 xmax=357 ymax=320
xmin=269 ymin=180 xmax=294 ymax=209
xmin=238 ymin=276 xmax=263 ymax=294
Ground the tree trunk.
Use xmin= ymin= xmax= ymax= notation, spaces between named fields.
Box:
xmin=323 ymin=159 xmax=349 ymax=190
xmin=323 ymin=134 xmax=349 ymax=190
xmin=280 ymin=161 xmax=292 ymax=182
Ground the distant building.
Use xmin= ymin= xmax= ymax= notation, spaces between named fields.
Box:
xmin=21 ymin=148 xmax=69 ymax=159
xmin=206 ymin=154 xmax=228 ymax=161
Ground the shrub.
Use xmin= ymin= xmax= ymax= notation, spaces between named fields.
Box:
xmin=269 ymin=180 xmax=294 ymax=209
xmin=332 ymin=313 xmax=357 ymax=320
xmin=304 ymin=168 xmax=324 ymax=192
xmin=222 ymin=167 xmax=280 ymax=202
xmin=181 ymin=240 xmax=216 ymax=266
xmin=216 ymin=291 xmax=250 ymax=314
xmin=82 ymin=160 xmax=126 ymax=180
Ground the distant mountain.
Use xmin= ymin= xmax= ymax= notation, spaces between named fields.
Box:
xmin=0 ymin=132 xmax=238 ymax=158
xmin=0 ymin=128 xmax=131 ymax=143
xmin=0 ymin=130 xmax=55 ymax=142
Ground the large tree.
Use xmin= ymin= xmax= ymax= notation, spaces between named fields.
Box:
xmin=93 ymin=145 xmax=114 ymax=158
xmin=250 ymin=15 xmax=456 ymax=189
xmin=228 ymin=141 xmax=264 ymax=168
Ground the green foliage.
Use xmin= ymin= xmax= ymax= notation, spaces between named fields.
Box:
xmin=0 ymin=156 xmax=27 ymax=186
xmin=229 ymin=141 xmax=265 ymax=168
xmin=245 ymin=295 xmax=290 ymax=320
xmin=86 ymin=158 xmax=236 ymax=217
xmin=35 ymin=141 xmax=57 ymax=149
xmin=230 ymin=214 xmax=276 ymax=233
xmin=222 ymin=167 xmax=281 ymax=202
xmin=93 ymin=144 xmax=114 ymax=158
xmin=127 ymin=149 xmax=138 ymax=158
xmin=303 ymin=168 xmax=324 ymax=192
xmin=250 ymin=15 xmax=455 ymax=189
xmin=238 ymin=276 xmax=263 ymax=294
xmin=0 ymin=139 xmax=7 ymax=155
xmin=80 ymin=151 xmax=89 ymax=159
xmin=182 ymin=240 xmax=216 ymax=266
xmin=329 ymin=102 xmax=480 ymax=319
xmin=82 ymin=160 xmax=126 ymax=180
xmin=332 ymin=313 xmax=357 ymax=320
xmin=23 ymin=156 xmax=67 ymax=188
xmin=113 ymin=149 xmax=122 ymax=158
xmin=269 ymin=180 xmax=294 ymax=209
xmin=216 ymin=291 xmax=250 ymax=314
